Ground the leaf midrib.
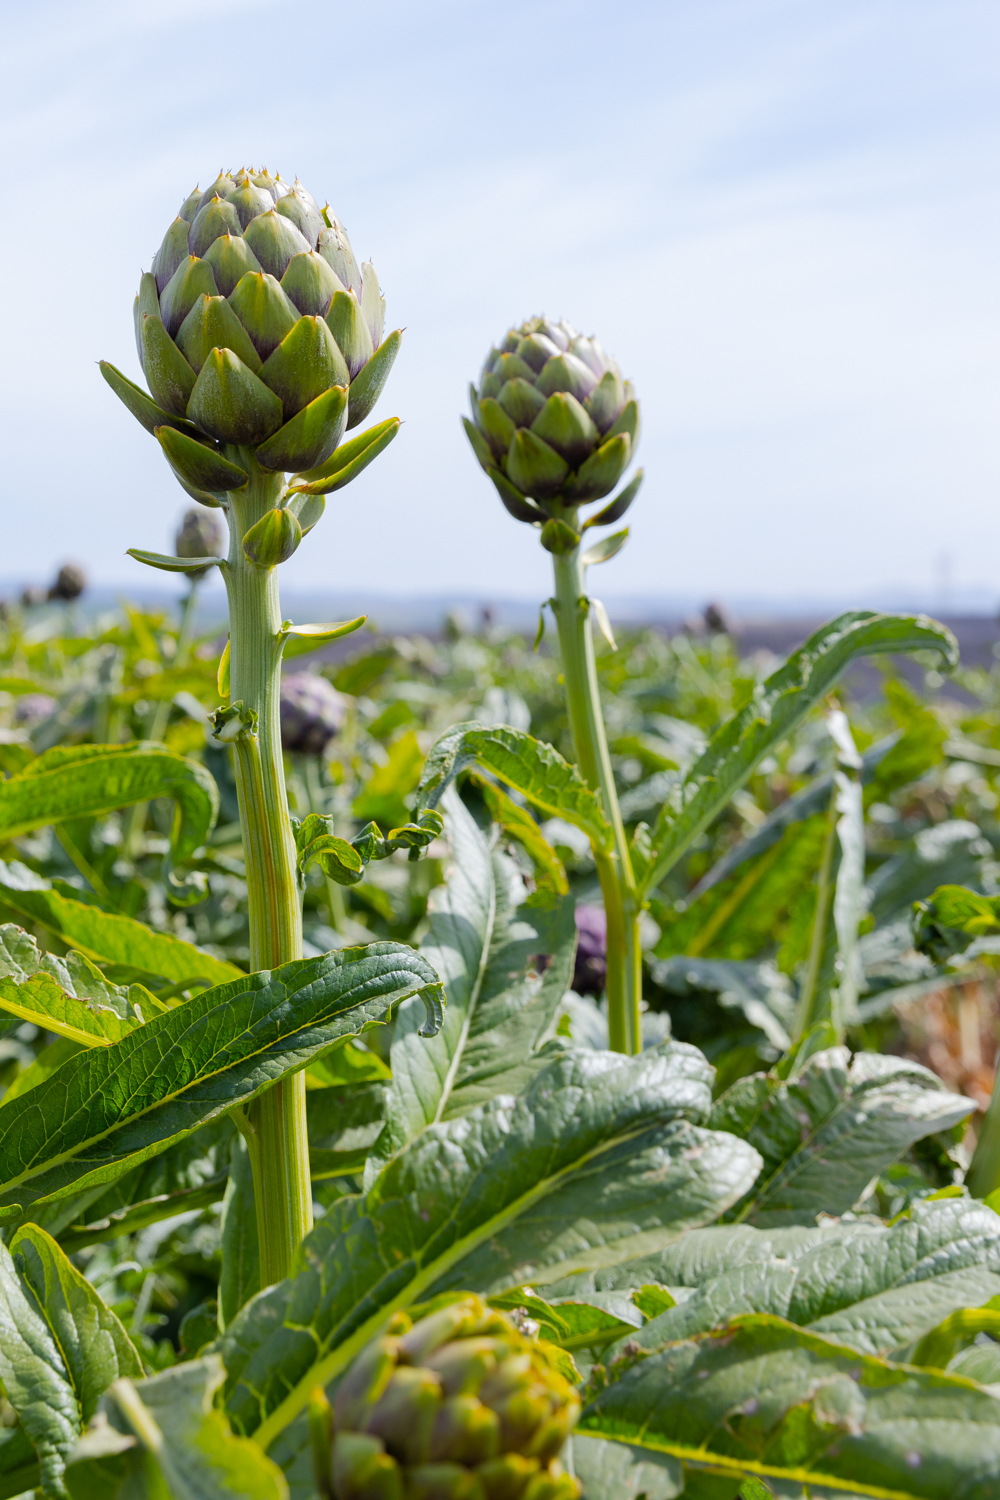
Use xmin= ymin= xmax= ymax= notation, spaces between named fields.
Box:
xmin=431 ymin=849 xmax=498 ymax=1127
xmin=0 ymin=969 xmax=428 ymax=1197
xmin=252 ymin=1113 xmax=669 ymax=1450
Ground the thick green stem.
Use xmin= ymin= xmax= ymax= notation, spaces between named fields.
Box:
xmin=222 ymin=458 xmax=311 ymax=1285
xmin=550 ymin=543 xmax=642 ymax=1054
xmin=967 ymin=1067 xmax=1000 ymax=1200
xmin=793 ymin=792 xmax=838 ymax=1040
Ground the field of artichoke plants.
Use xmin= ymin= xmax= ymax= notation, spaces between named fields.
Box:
xmin=3 ymin=168 xmax=1000 ymax=1500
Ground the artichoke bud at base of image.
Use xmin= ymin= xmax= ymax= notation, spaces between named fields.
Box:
xmin=313 ymin=1296 xmax=582 ymax=1500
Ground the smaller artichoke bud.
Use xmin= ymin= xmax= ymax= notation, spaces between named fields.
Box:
xmin=464 ymin=318 xmax=644 ymax=540
xmin=280 ymin=672 xmax=346 ymax=754
xmin=48 ymin=564 xmax=86 ymax=602
xmin=321 ymin=1296 xmax=581 ymax=1500
xmin=20 ymin=585 xmax=47 ymax=610
xmin=573 ymin=904 xmax=606 ymax=997
xmin=242 ymin=507 xmax=301 ymax=567
xmin=15 ymin=693 xmax=58 ymax=726
xmin=176 ymin=508 xmax=226 ymax=578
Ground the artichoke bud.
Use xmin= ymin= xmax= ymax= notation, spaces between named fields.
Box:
xmin=280 ymin=672 xmax=346 ymax=753
xmin=242 ymin=506 xmax=302 ymax=567
xmin=176 ymin=507 xmax=225 ymax=577
xmin=321 ymin=1296 xmax=581 ymax=1500
xmin=107 ymin=171 xmax=400 ymax=505
xmin=465 ymin=318 xmax=640 ymax=531
xmin=540 ymin=519 xmax=580 ymax=555
xmin=211 ymin=700 xmax=257 ymax=743
xmin=48 ymin=564 xmax=85 ymax=602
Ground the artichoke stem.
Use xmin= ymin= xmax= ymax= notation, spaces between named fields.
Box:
xmin=223 ymin=454 xmax=312 ymax=1283
xmin=550 ymin=543 xmax=642 ymax=1054
xmin=967 ymin=1069 xmax=1000 ymax=1198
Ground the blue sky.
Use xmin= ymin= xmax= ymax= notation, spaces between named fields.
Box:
xmin=3 ymin=0 xmax=998 ymax=607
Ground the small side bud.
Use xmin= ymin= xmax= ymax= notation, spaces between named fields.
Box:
xmin=211 ymin=700 xmax=257 ymax=742
xmin=242 ymin=507 xmax=302 ymax=567
xmin=540 ymin=519 xmax=580 ymax=555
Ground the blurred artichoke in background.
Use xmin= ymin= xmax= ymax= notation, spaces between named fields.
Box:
xmin=318 ymin=1295 xmax=580 ymax=1500
xmin=48 ymin=564 xmax=86 ymax=602
xmin=464 ymin=318 xmax=642 ymax=529
xmin=15 ymin=694 xmax=58 ymax=727
xmin=573 ymin=904 xmax=607 ymax=997
xmin=101 ymin=169 xmax=401 ymax=508
xmin=175 ymin=508 xmax=226 ymax=578
xmin=280 ymin=672 xmax=346 ymax=754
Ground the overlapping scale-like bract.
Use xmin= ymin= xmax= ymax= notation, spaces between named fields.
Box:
xmin=465 ymin=317 xmax=641 ymax=528
xmin=322 ymin=1296 xmax=581 ymax=1500
xmin=102 ymin=169 xmax=401 ymax=502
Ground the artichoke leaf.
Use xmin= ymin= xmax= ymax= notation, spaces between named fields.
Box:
xmin=154 ymin=424 xmax=248 ymax=492
xmin=128 ymin=548 xmax=223 ymax=575
xmin=581 ymin=527 xmax=629 ymax=568
xmin=279 ymin=617 xmax=367 ymax=661
xmin=288 ymin=415 xmax=400 ymax=495
xmin=99 ymin=360 xmax=200 ymax=438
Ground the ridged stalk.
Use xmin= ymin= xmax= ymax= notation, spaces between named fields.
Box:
xmin=967 ymin=1070 xmax=1000 ymax=1200
xmin=222 ymin=455 xmax=311 ymax=1284
xmin=550 ymin=542 xmax=641 ymax=1054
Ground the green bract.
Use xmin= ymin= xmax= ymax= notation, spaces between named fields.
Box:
xmin=464 ymin=317 xmax=642 ymax=527
xmin=101 ymin=168 xmax=401 ymax=504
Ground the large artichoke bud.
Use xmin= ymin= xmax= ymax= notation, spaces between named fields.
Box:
xmin=316 ymin=1296 xmax=581 ymax=1500
xmin=463 ymin=318 xmax=643 ymax=547
xmin=101 ymin=169 xmax=401 ymax=536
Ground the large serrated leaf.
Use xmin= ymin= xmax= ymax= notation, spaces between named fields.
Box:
xmin=709 ymin=1045 xmax=975 ymax=1227
xmin=0 ymin=1224 xmax=142 ymax=1498
xmin=0 ymin=944 xmax=441 ymax=1225
xmin=0 ymin=925 xmax=157 ymax=1046
xmin=641 ymin=613 xmax=957 ymax=896
xmin=597 ymin=1197 xmax=1000 ymax=1365
xmin=578 ymin=1313 xmax=1000 ymax=1498
xmin=0 ymin=860 xmax=241 ymax=987
xmin=0 ymin=744 xmax=218 ymax=864
xmin=372 ymin=788 xmax=577 ymax=1165
xmin=89 ymin=1357 xmax=287 ymax=1500
xmin=218 ymin=1045 xmax=759 ymax=1449
xmin=416 ymin=722 xmax=613 ymax=851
